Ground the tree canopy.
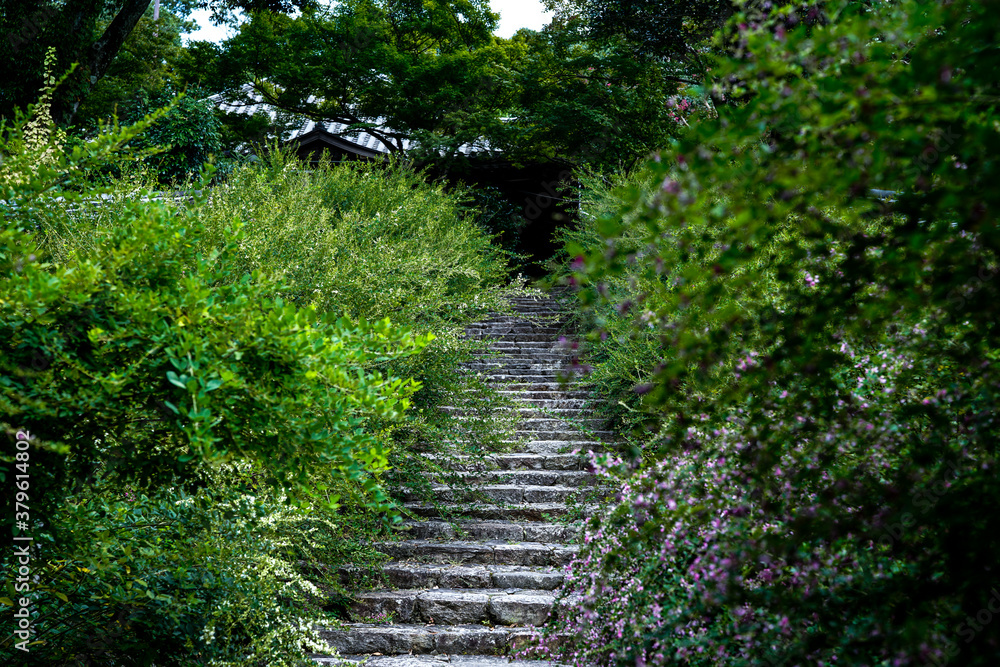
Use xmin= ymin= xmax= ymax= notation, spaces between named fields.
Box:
xmin=0 ymin=0 xmax=313 ymax=126
xmin=206 ymin=0 xmax=684 ymax=168
xmin=544 ymin=0 xmax=735 ymax=82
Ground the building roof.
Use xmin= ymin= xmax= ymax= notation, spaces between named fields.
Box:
xmin=213 ymin=88 xmax=492 ymax=159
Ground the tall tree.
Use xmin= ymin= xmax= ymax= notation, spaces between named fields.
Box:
xmin=210 ymin=1 xmax=682 ymax=168
xmin=213 ymin=0 xmax=507 ymax=156
xmin=543 ymin=0 xmax=736 ymax=83
xmin=0 ymin=0 xmax=313 ymax=126
xmin=495 ymin=15 xmax=684 ymax=169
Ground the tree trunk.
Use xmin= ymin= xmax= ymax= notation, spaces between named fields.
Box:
xmin=57 ymin=0 xmax=152 ymax=125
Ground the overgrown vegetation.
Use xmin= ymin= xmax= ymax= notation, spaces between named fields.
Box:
xmin=7 ymin=0 xmax=1000 ymax=664
xmin=540 ymin=0 xmax=1000 ymax=664
xmin=1 ymin=60 xmax=518 ymax=663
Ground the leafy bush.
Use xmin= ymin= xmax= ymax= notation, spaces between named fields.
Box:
xmin=196 ymin=149 xmax=526 ymax=504
xmin=108 ymin=91 xmax=227 ymax=184
xmin=540 ymin=1 xmax=1000 ymax=665
xmin=1 ymin=75 xmax=428 ymax=664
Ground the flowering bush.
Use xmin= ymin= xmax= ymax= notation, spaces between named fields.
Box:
xmin=542 ymin=0 xmax=1000 ymax=664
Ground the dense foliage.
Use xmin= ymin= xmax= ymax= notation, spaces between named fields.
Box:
xmin=540 ymin=0 xmax=1000 ymax=664
xmin=543 ymin=0 xmax=733 ymax=78
xmin=0 ymin=0 xmax=313 ymax=126
xmin=202 ymin=0 xmax=684 ymax=169
xmin=194 ymin=147 xmax=524 ymax=503
xmin=1 ymin=65 xmax=515 ymax=663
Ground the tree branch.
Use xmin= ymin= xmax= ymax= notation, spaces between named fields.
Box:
xmin=62 ymin=0 xmax=153 ymax=124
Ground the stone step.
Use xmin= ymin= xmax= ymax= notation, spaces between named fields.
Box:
xmin=464 ymin=334 xmax=567 ymax=343
xmin=462 ymin=361 xmax=570 ymax=371
xmin=473 ymin=352 xmax=572 ymax=361
xmin=492 ymin=303 xmax=563 ymax=311
xmin=428 ymin=470 xmax=594 ymax=488
xmin=464 ymin=324 xmax=564 ymax=333
xmin=475 ymin=349 xmax=571 ymax=356
xmin=402 ymin=502 xmax=586 ymax=521
xmin=466 ymin=369 xmax=568 ymax=379
xmin=349 ymin=588 xmax=559 ymax=626
xmin=476 ymin=313 xmax=564 ymax=321
xmin=342 ymin=562 xmax=566 ymax=591
xmin=514 ymin=401 xmax=593 ymax=411
xmin=448 ymin=438 xmax=613 ymax=454
xmin=398 ymin=520 xmax=581 ymax=544
xmin=514 ymin=432 xmax=615 ymax=445
xmin=442 ymin=406 xmax=590 ymax=416
xmin=316 ymin=623 xmax=551 ymax=657
xmin=517 ymin=441 xmax=612 ymax=454
xmin=443 ymin=452 xmax=587 ymax=472
xmin=315 ymin=652 xmax=562 ymax=666
xmin=376 ymin=540 xmax=578 ymax=567
xmin=478 ymin=375 xmax=579 ymax=384
xmin=487 ymin=341 xmax=566 ymax=349
xmin=495 ymin=387 xmax=592 ymax=397
xmin=516 ymin=417 xmax=605 ymax=430
xmin=401 ymin=484 xmax=580 ymax=504
xmin=472 ymin=322 xmax=569 ymax=330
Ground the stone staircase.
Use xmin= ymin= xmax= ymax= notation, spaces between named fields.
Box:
xmin=311 ymin=293 xmax=611 ymax=667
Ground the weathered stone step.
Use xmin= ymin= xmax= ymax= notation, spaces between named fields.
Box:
xmin=510 ymin=389 xmax=590 ymax=398
xmin=473 ymin=352 xmax=572 ymax=361
xmin=342 ymin=562 xmax=566 ymax=591
xmin=441 ymin=452 xmax=587 ymax=472
xmin=402 ymin=484 xmax=580 ymax=504
xmin=316 ymin=623 xmax=551 ymax=657
xmin=315 ymin=651 xmax=564 ymax=666
xmin=475 ymin=313 xmax=565 ymax=322
xmin=487 ymin=341 xmax=566 ymax=349
xmin=376 ymin=540 xmax=578 ymax=567
xmin=463 ymin=361 xmax=569 ymax=371
xmin=496 ymin=387 xmax=592 ymax=397
xmin=516 ymin=417 xmax=605 ymax=430
xmin=465 ymin=324 xmax=564 ymax=333
xmin=464 ymin=333 xmax=566 ymax=343
xmin=426 ymin=452 xmax=586 ymax=471
xmin=516 ymin=441 xmax=612 ymax=454
xmin=502 ymin=311 xmax=563 ymax=317
xmin=477 ymin=373 xmax=576 ymax=383
xmin=478 ymin=374 xmax=577 ymax=383
xmin=513 ymin=432 xmax=615 ymax=445
xmin=475 ymin=320 xmax=564 ymax=329
xmin=514 ymin=401 xmax=592 ymax=411
xmin=442 ymin=406 xmax=589 ymax=416
xmin=501 ymin=306 xmax=565 ymax=315
xmin=435 ymin=470 xmax=594 ymax=487
xmin=398 ymin=520 xmax=581 ymax=544
xmin=402 ymin=501 xmax=585 ymax=521
xmin=448 ymin=438 xmax=613 ymax=454
xmin=349 ymin=587 xmax=559 ymax=626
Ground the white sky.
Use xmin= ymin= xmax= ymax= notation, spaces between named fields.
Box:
xmin=183 ymin=1 xmax=553 ymax=44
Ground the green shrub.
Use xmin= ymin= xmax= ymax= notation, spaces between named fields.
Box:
xmin=197 ymin=148 xmax=525 ymax=503
xmin=127 ymin=92 xmax=227 ymax=184
xmin=1 ymin=76 xmax=427 ymax=663
xmin=197 ymin=147 xmax=511 ymax=325
xmin=542 ymin=0 xmax=1000 ymax=664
